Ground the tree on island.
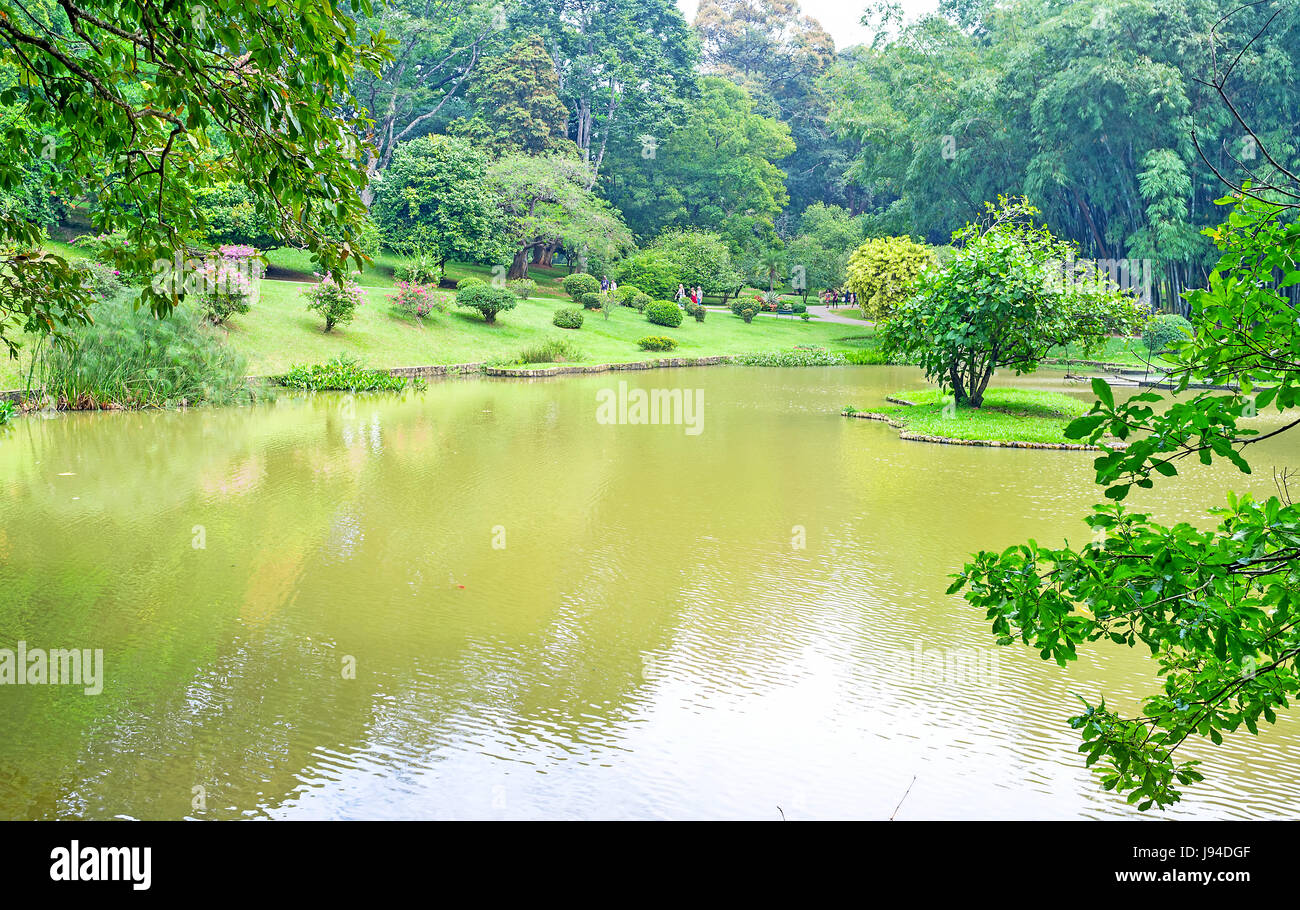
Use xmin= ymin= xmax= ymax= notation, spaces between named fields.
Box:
xmin=880 ymin=197 xmax=1146 ymax=408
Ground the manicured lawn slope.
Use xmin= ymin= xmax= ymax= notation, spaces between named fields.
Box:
xmin=859 ymin=388 xmax=1092 ymax=444
xmin=211 ymin=279 xmax=874 ymax=376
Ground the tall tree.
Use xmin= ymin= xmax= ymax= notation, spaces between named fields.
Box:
xmin=516 ymin=0 xmax=699 ymax=187
xmin=602 ymin=75 xmax=793 ymax=240
xmin=352 ymin=0 xmax=503 ymax=202
xmin=693 ymin=0 xmax=848 ymax=214
xmin=487 ymin=154 xmax=633 ymax=279
xmin=465 ymin=35 xmax=570 ymax=155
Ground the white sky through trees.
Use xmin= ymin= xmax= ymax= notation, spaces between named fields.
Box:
xmin=676 ymin=0 xmax=942 ymax=51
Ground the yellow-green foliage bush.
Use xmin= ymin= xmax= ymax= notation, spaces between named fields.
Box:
xmin=845 ymin=236 xmax=936 ymax=320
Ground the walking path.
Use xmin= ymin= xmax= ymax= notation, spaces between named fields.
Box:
xmin=807 ymin=305 xmax=871 ymax=326
xmin=710 ymin=303 xmax=871 ymax=326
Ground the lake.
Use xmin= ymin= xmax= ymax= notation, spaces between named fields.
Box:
xmin=1 ymin=365 xmax=1297 ymax=819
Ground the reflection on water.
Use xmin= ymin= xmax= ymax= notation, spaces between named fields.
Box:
xmin=0 ymin=366 xmax=1297 ymax=819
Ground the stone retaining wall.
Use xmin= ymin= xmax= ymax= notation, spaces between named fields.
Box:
xmin=484 ymin=355 xmax=731 ymax=377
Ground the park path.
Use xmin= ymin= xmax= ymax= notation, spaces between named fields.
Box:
xmin=806 ymin=305 xmax=871 ymax=326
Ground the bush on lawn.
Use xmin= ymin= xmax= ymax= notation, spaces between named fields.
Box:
xmin=562 ymin=272 xmax=600 ymax=301
xmin=392 ymin=282 xmax=445 ymax=319
xmin=304 ymin=274 xmax=366 ymax=332
xmin=638 ymin=335 xmax=678 ymax=352
xmin=645 ymin=301 xmax=683 ymax=328
xmin=456 ymin=283 xmax=517 ymax=323
xmin=1142 ymin=313 xmax=1192 ymax=356
xmin=553 ymin=307 xmax=584 ymax=329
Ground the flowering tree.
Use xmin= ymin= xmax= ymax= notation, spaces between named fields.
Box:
xmin=305 ymin=276 xmax=367 ymax=333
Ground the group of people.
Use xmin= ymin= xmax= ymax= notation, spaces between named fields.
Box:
xmin=822 ymin=289 xmax=857 ymax=307
xmin=599 ymin=277 xmax=619 ymax=294
xmin=674 ymin=284 xmax=706 ymax=307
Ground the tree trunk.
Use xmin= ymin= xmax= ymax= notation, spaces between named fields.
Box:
xmin=537 ymin=240 xmax=560 ymax=268
xmin=948 ymin=363 xmax=968 ymax=405
xmin=508 ymin=249 xmax=532 ymax=281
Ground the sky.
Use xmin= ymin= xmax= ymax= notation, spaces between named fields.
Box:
xmin=675 ymin=0 xmax=942 ymax=50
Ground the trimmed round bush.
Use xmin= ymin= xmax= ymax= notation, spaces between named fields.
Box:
xmin=456 ymin=276 xmax=486 ymax=291
xmin=507 ymin=278 xmax=537 ymax=299
xmin=731 ymin=298 xmax=760 ymax=323
xmin=456 ymin=284 xmax=517 ymax=324
xmin=630 ymin=292 xmax=652 ymax=311
xmin=553 ymin=307 xmax=584 ymax=329
xmin=692 ymin=304 xmax=706 ymax=323
xmin=1142 ymin=313 xmax=1192 ymax=355
xmin=614 ymin=284 xmax=642 ymax=305
xmin=562 ymin=272 xmax=601 ymax=301
xmin=580 ymin=292 xmax=603 ymax=309
xmin=644 ymin=300 xmax=683 ymax=328
xmin=638 ymin=335 xmax=678 ymax=352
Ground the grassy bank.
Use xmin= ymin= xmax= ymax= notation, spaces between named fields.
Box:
xmin=1 ymin=276 xmax=887 ymax=388
xmin=190 ymin=279 xmax=883 ymax=377
xmin=850 ymin=388 xmax=1092 ymax=444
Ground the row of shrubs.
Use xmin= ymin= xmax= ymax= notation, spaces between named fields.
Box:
xmin=551 ymin=297 xmax=694 ymax=331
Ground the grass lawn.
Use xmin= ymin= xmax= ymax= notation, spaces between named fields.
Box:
xmin=207 ymin=278 xmax=881 ymax=377
xmin=1 ymin=244 xmax=886 ymax=387
xmin=855 ymin=387 xmax=1092 ymax=444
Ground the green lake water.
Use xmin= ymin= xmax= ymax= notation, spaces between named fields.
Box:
xmin=1 ymin=365 xmax=1297 ymax=819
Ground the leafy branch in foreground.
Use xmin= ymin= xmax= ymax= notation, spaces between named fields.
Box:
xmin=952 ymin=196 xmax=1300 ymax=809
xmin=0 ymin=0 xmax=389 ymax=354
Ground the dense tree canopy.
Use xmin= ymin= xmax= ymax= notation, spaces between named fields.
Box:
xmin=371 ymin=134 xmax=505 ymax=269
xmin=825 ymin=0 xmax=1300 ymax=310
xmin=487 ymin=154 xmax=633 ymax=278
xmin=603 ymin=75 xmax=793 ymax=241
xmin=518 ymin=0 xmax=699 ymax=185
xmin=352 ymin=0 xmax=501 ymax=198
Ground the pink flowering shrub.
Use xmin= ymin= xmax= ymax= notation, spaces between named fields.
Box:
xmin=390 ymin=282 xmax=445 ymax=319
xmin=215 ymin=245 xmax=264 ymax=278
xmin=305 ymin=274 xmax=366 ymax=332
xmin=197 ymin=250 xmax=259 ymax=325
